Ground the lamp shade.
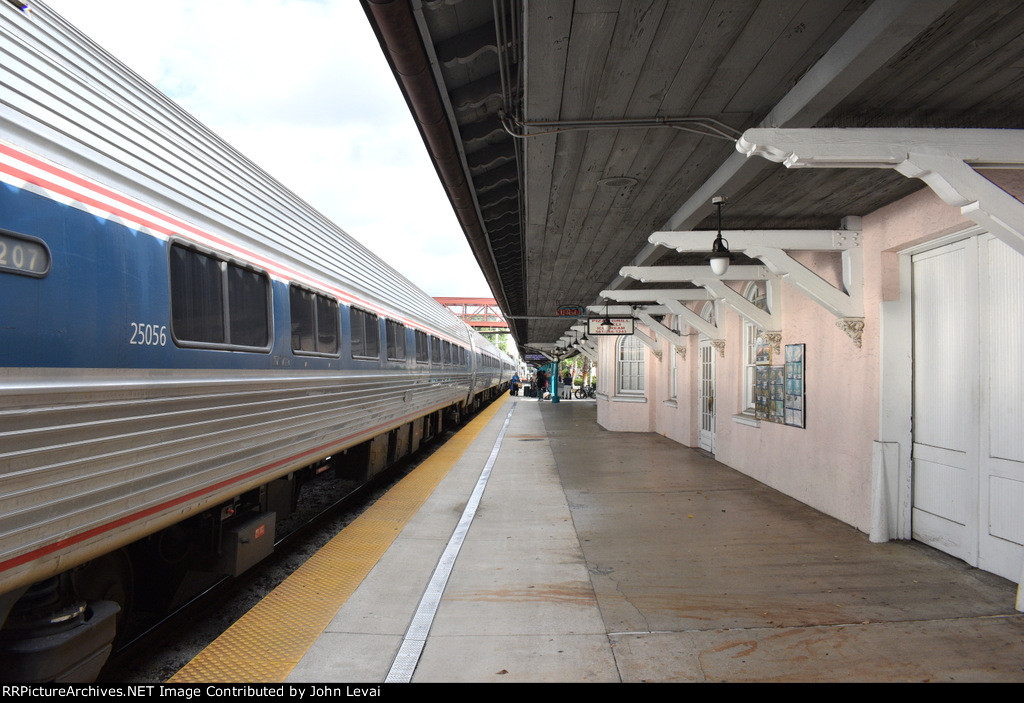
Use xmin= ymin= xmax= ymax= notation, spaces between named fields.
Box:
xmin=709 ymin=231 xmax=730 ymax=274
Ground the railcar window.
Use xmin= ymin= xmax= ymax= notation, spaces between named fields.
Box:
xmin=443 ymin=341 xmax=452 ymax=365
xmin=415 ymin=330 xmax=430 ymax=363
xmin=170 ymin=244 xmax=270 ymax=348
xmin=430 ymin=335 xmax=441 ymax=364
xmin=386 ymin=320 xmax=406 ymax=360
xmin=171 ymin=246 xmax=223 ymax=343
xmin=227 ymin=264 xmax=270 ymax=347
xmin=350 ymin=308 xmax=380 ymax=359
xmin=316 ymin=294 xmax=339 ymax=353
xmin=290 ymin=285 xmax=339 ymax=355
xmin=291 ymin=287 xmax=315 ymax=352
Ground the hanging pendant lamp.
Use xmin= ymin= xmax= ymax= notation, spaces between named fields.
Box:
xmin=709 ymin=195 xmax=731 ymax=276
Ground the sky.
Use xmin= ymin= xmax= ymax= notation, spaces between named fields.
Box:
xmin=42 ymin=0 xmax=492 ymax=298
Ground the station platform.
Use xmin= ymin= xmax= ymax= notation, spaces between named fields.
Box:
xmin=170 ymin=395 xmax=1024 ymax=683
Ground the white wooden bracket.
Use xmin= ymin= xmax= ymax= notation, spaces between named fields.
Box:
xmin=573 ymin=342 xmax=598 ymax=361
xmin=599 ymin=289 xmax=711 ymax=303
xmin=646 ymin=224 xmax=864 ymax=345
xmin=599 ymin=290 xmax=719 ymax=338
xmin=660 ymin=299 xmax=722 ymax=351
xmin=620 ymin=265 xmax=773 ymax=282
xmin=586 ymin=304 xmax=671 ymax=317
xmin=743 ymin=245 xmax=864 ymax=318
xmin=633 ymin=326 xmax=662 ymax=360
xmin=561 ymin=324 xmax=596 ymax=359
xmin=634 ymin=309 xmax=688 ymax=352
xmin=559 ymin=330 xmax=583 ymax=349
xmin=620 ymin=264 xmax=784 ymax=336
xmin=737 ymin=128 xmax=1024 ymax=257
xmin=697 ymin=278 xmax=783 ymax=331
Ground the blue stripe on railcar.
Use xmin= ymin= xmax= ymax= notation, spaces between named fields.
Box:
xmin=0 ymin=183 xmax=477 ymax=378
xmin=2 ymin=181 xmax=130 ymax=368
xmin=0 ymin=185 xmax=253 ymax=369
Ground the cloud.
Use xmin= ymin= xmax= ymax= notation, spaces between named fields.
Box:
xmin=43 ymin=0 xmax=491 ymax=298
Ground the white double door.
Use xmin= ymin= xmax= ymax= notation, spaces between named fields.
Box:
xmin=911 ymin=234 xmax=1024 ymax=581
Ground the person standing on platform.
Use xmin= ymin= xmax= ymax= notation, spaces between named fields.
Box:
xmin=535 ymin=369 xmax=547 ymax=400
xmin=562 ymin=370 xmax=572 ymax=400
xmin=510 ymin=371 xmax=520 ymax=396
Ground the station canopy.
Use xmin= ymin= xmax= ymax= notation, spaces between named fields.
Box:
xmin=362 ymin=0 xmax=1024 ymax=353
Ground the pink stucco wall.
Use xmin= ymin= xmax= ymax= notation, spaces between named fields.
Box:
xmin=596 ymin=170 xmax=1023 ymax=533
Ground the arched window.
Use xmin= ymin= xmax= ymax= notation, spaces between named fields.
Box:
xmin=617 ymin=334 xmax=645 ymax=394
xmin=700 ymin=300 xmax=716 ymax=325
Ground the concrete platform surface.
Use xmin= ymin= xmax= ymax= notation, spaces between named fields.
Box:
xmin=286 ymin=396 xmax=1024 ymax=683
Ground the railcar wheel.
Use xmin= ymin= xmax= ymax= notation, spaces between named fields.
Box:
xmin=0 ymin=573 xmax=120 ymax=683
xmin=71 ymin=550 xmax=134 ymax=633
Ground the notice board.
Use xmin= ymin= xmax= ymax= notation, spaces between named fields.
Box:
xmin=754 ymin=343 xmax=806 ymax=428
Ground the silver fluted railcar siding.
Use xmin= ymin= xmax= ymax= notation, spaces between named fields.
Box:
xmin=0 ymin=2 xmax=464 ymax=340
xmin=0 ymin=369 xmax=473 ymax=592
xmin=0 ymin=3 xmax=508 ymax=596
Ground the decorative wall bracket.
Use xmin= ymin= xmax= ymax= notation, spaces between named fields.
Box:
xmin=761 ymin=331 xmax=783 ymax=355
xmin=710 ymin=339 xmax=726 ymax=357
xmin=835 ymin=318 xmax=865 ymax=348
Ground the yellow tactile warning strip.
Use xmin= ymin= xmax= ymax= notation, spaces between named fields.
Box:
xmin=168 ymin=395 xmax=512 ymax=683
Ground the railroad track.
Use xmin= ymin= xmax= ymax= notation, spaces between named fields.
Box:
xmin=98 ymin=427 xmax=461 ymax=683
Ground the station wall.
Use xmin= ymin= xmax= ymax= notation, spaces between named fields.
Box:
xmin=596 ymin=172 xmax=1024 ymax=546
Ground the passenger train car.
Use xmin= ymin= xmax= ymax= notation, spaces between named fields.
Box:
xmin=0 ymin=2 xmax=514 ymax=681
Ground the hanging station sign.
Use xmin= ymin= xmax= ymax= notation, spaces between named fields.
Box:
xmin=587 ymin=317 xmax=636 ymax=335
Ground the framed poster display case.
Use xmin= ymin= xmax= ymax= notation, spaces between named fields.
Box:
xmin=784 ymin=343 xmax=805 ymax=428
